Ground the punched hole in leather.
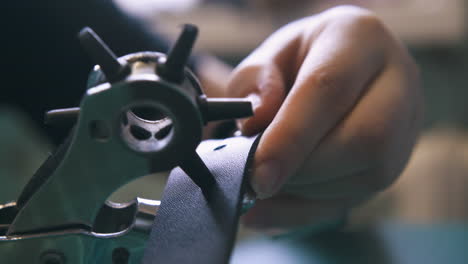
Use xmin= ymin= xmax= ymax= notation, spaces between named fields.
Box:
xmin=142 ymin=135 xmax=260 ymax=264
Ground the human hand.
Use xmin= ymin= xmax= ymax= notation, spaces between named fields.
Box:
xmin=224 ymin=6 xmax=423 ymax=229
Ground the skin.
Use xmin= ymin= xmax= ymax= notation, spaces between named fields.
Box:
xmin=219 ymin=6 xmax=423 ymax=230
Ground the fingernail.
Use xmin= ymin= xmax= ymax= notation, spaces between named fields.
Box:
xmin=251 ymin=161 xmax=283 ymax=199
xmin=237 ymin=93 xmax=261 ymax=132
xmin=246 ymin=93 xmax=261 ymax=110
xmin=236 ymin=119 xmax=245 ymax=131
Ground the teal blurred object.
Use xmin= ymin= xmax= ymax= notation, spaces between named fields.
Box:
xmin=232 ymin=222 xmax=468 ymax=264
xmin=0 ymin=107 xmax=50 ymax=204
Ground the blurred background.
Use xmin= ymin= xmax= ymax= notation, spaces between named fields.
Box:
xmin=115 ymin=0 xmax=468 ymax=128
xmin=2 ymin=0 xmax=468 ymax=262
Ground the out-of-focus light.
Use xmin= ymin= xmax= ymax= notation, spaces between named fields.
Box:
xmin=114 ymin=0 xmax=201 ymax=17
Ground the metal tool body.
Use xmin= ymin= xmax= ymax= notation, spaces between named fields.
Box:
xmin=0 ymin=25 xmax=253 ymax=263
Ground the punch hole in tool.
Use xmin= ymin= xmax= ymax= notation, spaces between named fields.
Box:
xmin=120 ymin=103 xmax=174 ymax=154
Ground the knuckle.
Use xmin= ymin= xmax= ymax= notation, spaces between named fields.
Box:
xmin=227 ymin=63 xmax=263 ymax=96
xmin=326 ymin=5 xmax=374 ymax=17
xmin=352 ymin=13 xmax=385 ymax=35
xmin=307 ymin=67 xmax=354 ymax=111
xmin=231 ymin=63 xmax=263 ymax=82
xmin=312 ymin=71 xmax=343 ymax=99
xmin=310 ymin=67 xmax=341 ymax=89
xmin=228 ymin=62 xmax=285 ymax=97
xmin=326 ymin=5 xmax=387 ymax=36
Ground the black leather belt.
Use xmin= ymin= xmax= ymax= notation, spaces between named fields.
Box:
xmin=143 ymin=135 xmax=260 ymax=263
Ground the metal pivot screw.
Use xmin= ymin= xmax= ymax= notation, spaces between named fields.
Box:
xmin=40 ymin=251 xmax=66 ymax=264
